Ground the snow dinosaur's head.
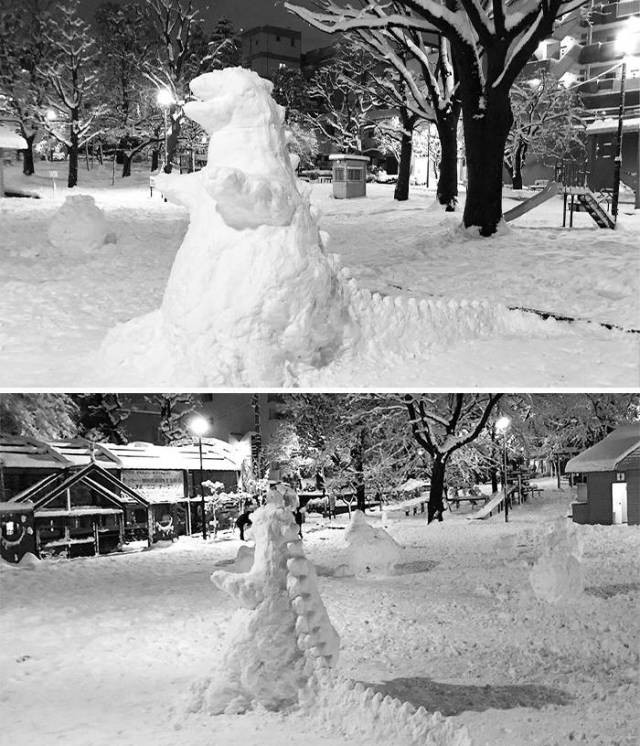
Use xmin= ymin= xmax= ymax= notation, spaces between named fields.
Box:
xmin=184 ymin=67 xmax=286 ymax=135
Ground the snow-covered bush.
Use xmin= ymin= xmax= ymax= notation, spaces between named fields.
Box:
xmin=47 ymin=195 xmax=110 ymax=254
xmin=342 ymin=510 xmax=402 ymax=576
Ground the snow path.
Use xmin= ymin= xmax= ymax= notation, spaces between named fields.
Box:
xmin=0 ymin=169 xmax=638 ymax=387
xmin=1 ymin=482 xmax=638 ymax=745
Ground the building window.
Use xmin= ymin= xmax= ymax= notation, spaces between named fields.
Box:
xmin=276 ymin=35 xmax=281 ymax=41
xmin=334 ymin=168 xmax=345 ymax=181
xmin=347 ymin=168 xmax=363 ymax=181
xmin=291 ymin=37 xmax=295 ymax=46
xmin=279 ymin=63 xmax=286 ymax=69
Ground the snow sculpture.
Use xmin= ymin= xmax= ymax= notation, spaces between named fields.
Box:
xmin=48 ymin=195 xmax=110 ymax=254
xmin=529 ymin=519 xmax=584 ymax=604
xmin=343 ymin=510 xmax=402 ymax=576
xmin=100 ymin=67 xmax=353 ymax=386
xmin=201 ymin=487 xmax=339 ymax=714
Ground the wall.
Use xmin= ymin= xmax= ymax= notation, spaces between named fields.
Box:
xmin=587 ymin=471 xmax=614 ymax=524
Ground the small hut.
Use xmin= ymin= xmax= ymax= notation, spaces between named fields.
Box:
xmin=565 ymin=424 xmax=640 ymax=525
xmin=0 ymin=125 xmax=27 ymax=198
xmin=329 ymin=154 xmax=369 ymax=199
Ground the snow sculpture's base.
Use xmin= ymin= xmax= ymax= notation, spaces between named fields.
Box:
xmin=343 ymin=511 xmax=402 ymax=576
xmin=48 ymin=195 xmax=110 ymax=254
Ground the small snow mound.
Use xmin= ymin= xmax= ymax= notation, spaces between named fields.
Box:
xmin=529 ymin=520 xmax=584 ymax=604
xmin=343 ymin=510 xmax=402 ymax=576
xmin=47 ymin=195 xmax=109 ymax=254
xmin=1 ymin=552 xmax=41 ymax=571
xmin=234 ymin=544 xmax=254 ymax=572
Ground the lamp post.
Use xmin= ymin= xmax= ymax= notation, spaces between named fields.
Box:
xmin=189 ymin=415 xmax=210 ymax=540
xmin=495 ymin=416 xmax=511 ymax=522
xmin=156 ymin=88 xmax=174 ymax=174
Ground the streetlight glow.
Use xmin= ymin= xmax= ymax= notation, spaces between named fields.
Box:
xmin=615 ymin=17 xmax=640 ymax=56
xmin=189 ymin=415 xmax=209 ymax=437
xmin=156 ymin=88 xmax=174 ymax=107
xmin=495 ymin=416 xmax=511 ymax=433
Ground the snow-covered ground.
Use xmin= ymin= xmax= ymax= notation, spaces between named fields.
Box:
xmin=2 ymin=480 xmax=638 ymax=745
xmin=0 ymin=163 xmax=638 ymax=387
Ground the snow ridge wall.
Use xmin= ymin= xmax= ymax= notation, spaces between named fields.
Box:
xmin=299 ymin=666 xmax=471 ymax=746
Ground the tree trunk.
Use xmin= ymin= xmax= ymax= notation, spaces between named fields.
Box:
xmin=461 ymin=89 xmax=513 ymax=236
xmin=164 ymin=110 xmax=181 ymax=174
xmin=394 ymin=128 xmax=413 ymax=201
xmin=428 ymin=457 xmax=446 ymax=523
xmin=435 ymin=112 xmax=459 ymax=210
xmin=68 ymin=130 xmax=79 ymax=188
xmin=151 ymin=148 xmax=159 ymax=172
xmin=121 ymin=153 xmax=132 ymax=178
xmin=352 ymin=430 xmax=366 ymax=513
xmin=22 ymin=134 xmax=36 ymax=176
xmin=512 ymin=141 xmax=527 ymax=190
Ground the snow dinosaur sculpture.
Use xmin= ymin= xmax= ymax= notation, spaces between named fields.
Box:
xmin=202 ymin=487 xmax=339 ymax=714
xmin=98 ymin=67 xmax=555 ymax=387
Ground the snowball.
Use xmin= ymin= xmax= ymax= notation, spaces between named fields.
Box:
xmin=343 ymin=510 xmax=402 ymax=576
xmin=47 ymin=195 xmax=109 ymax=254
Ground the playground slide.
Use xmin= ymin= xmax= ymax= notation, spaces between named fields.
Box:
xmin=469 ymin=492 xmax=505 ymax=520
xmin=503 ymin=180 xmax=559 ymax=222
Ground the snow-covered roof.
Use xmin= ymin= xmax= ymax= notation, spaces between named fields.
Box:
xmin=329 ymin=154 xmax=370 ymax=162
xmin=398 ymin=478 xmax=430 ymax=492
xmin=0 ymin=501 xmax=33 ymax=514
xmin=47 ymin=439 xmax=120 ymax=469
xmin=565 ymin=424 xmax=640 ymax=473
xmin=0 ymin=125 xmax=27 ymax=149
xmin=0 ymin=437 xmax=69 ymax=470
xmin=586 ymin=117 xmax=640 ymax=135
xmin=101 ymin=440 xmax=238 ymax=471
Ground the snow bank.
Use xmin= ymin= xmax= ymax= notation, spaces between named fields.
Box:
xmin=0 ymin=552 xmax=40 ymax=571
xmin=343 ymin=510 xmax=402 ymax=576
xmin=196 ymin=488 xmax=339 ymax=714
xmin=47 ymin=195 xmax=111 ymax=254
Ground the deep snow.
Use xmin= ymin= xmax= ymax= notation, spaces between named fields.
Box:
xmin=0 ymin=159 xmax=638 ymax=386
xmin=1 ymin=480 xmax=638 ymax=745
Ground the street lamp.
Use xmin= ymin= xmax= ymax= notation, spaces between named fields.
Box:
xmin=189 ymin=415 xmax=210 ymax=540
xmin=495 ymin=416 xmax=511 ymax=522
xmin=612 ymin=18 xmax=640 ymax=220
xmin=156 ymin=87 xmax=175 ymax=174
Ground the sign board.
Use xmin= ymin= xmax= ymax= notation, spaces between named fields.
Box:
xmin=50 ymin=170 xmax=58 ymax=178
xmin=122 ymin=469 xmax=184 ymax=503
xmin=615 ymin=472 xmax=626 ymax=482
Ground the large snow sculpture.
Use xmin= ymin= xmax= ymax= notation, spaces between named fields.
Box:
xmin=99 ymin=67 xmax=352 ymax=386
xmin=343 ymin=510 xmax=402 ymax=576
xmin=48 ymin=195 xmax=110 ymax=254
xmin=201 ymin=487 xmax=339 ymax=714
xmin=529 ymin=519 xmax=584 ymax=604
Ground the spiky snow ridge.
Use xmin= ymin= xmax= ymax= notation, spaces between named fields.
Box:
xmin=299 ymin=665 xmax=471 ymax=746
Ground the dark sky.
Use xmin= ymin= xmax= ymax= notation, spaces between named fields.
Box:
xmin=78 ymin=0 xmax=330 ymax=51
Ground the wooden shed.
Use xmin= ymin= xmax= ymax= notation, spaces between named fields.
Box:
xmin=0 ymin=125 xmax=27 ymax=198
xmin=565 ymin=424 xmax=640 ymax=525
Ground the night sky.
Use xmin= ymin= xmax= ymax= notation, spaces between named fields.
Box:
xmin=77 ymin=0 xmax=330 ymax=52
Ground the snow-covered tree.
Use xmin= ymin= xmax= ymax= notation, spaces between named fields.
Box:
xmin=94 ymin=1 xmax=161 ymax=177
xmin=286 ymin=1 xmax=461 ymax=205
xmin=73 ymin=393 xmax=129 ymax=444
xmin=506 ymin=74 xmax=586 ymax=189
xmin=404 ymin=394 xmax=503 ymax=521
xmin=0 ymin=394 xmax=78 ymax=439
xmin=0 ymin=0 xmax=55 ymax=175
xmin=40 ymin=0 xmax=106 ymax=187
xmin=305 ymin=42 xmax=376 ymax=154
xmin=201 ymin=17 xmax=241 ymax=72
xmin=154 ymin=393 xmax=195 ymax=444
xmin=286 ymin=0 xmax=589 ymax=235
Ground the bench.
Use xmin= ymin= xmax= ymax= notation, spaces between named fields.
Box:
xmin=447 ymin=495 xmax=489 ymax=510
xmin=530 ymin=179 xmax=550 ymax=191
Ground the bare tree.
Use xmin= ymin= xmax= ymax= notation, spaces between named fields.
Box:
xmin=40 ymin=0 xmax=105 ymax=187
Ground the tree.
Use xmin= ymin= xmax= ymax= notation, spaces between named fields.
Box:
xmin=142 ymin=0 xmax=208 ymax=173
xmin=40 ymin=0 xmax=105 ymax=187
xmin=94 ymin=1 xmax=161 ymax=177
xmin=286 ymin=1 xmax=461 ymax=206
xmin=73 ymin=394 xmax=129 ymax=444
xmin=0 ymin=0 xmax=55 ymax=175
xmin=286 ymin=0 xmax=588 ymax=235
xmin=202 ymin=17 xmax=241 ymax=71
xmin=404 ymin=394 xmax=503 ymax=521
xmin=506 ymin=74 xmax=586 ymax=189
xmin=0 ymin=394 xmax=78 ymax=439
xmin=154 ymin=393 xmax=195 ymax=444
xmin=305 ymin=42 xmax=376 ymax=154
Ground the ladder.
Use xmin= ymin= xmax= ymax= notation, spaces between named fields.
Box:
xmin=577 ymin=190 xmax=616 ymax=229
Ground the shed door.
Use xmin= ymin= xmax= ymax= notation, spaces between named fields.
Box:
xmin=611 ymin=483 xmax=628 ymax=524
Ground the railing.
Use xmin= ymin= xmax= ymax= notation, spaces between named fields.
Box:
xmin=555 ymin=159 xmax=590 ymax=187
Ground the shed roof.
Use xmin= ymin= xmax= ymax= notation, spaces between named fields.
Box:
xmin=0 ymin=126 xmax=27 ymax=149
xmin=0 ymin=437 xmax=69 ymax=470
xmin=565 ymin=424 xmax=640 ymax=473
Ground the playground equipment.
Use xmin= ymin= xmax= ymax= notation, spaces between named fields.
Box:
xmin=503 ymin=160 xmax=617 ymax=229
